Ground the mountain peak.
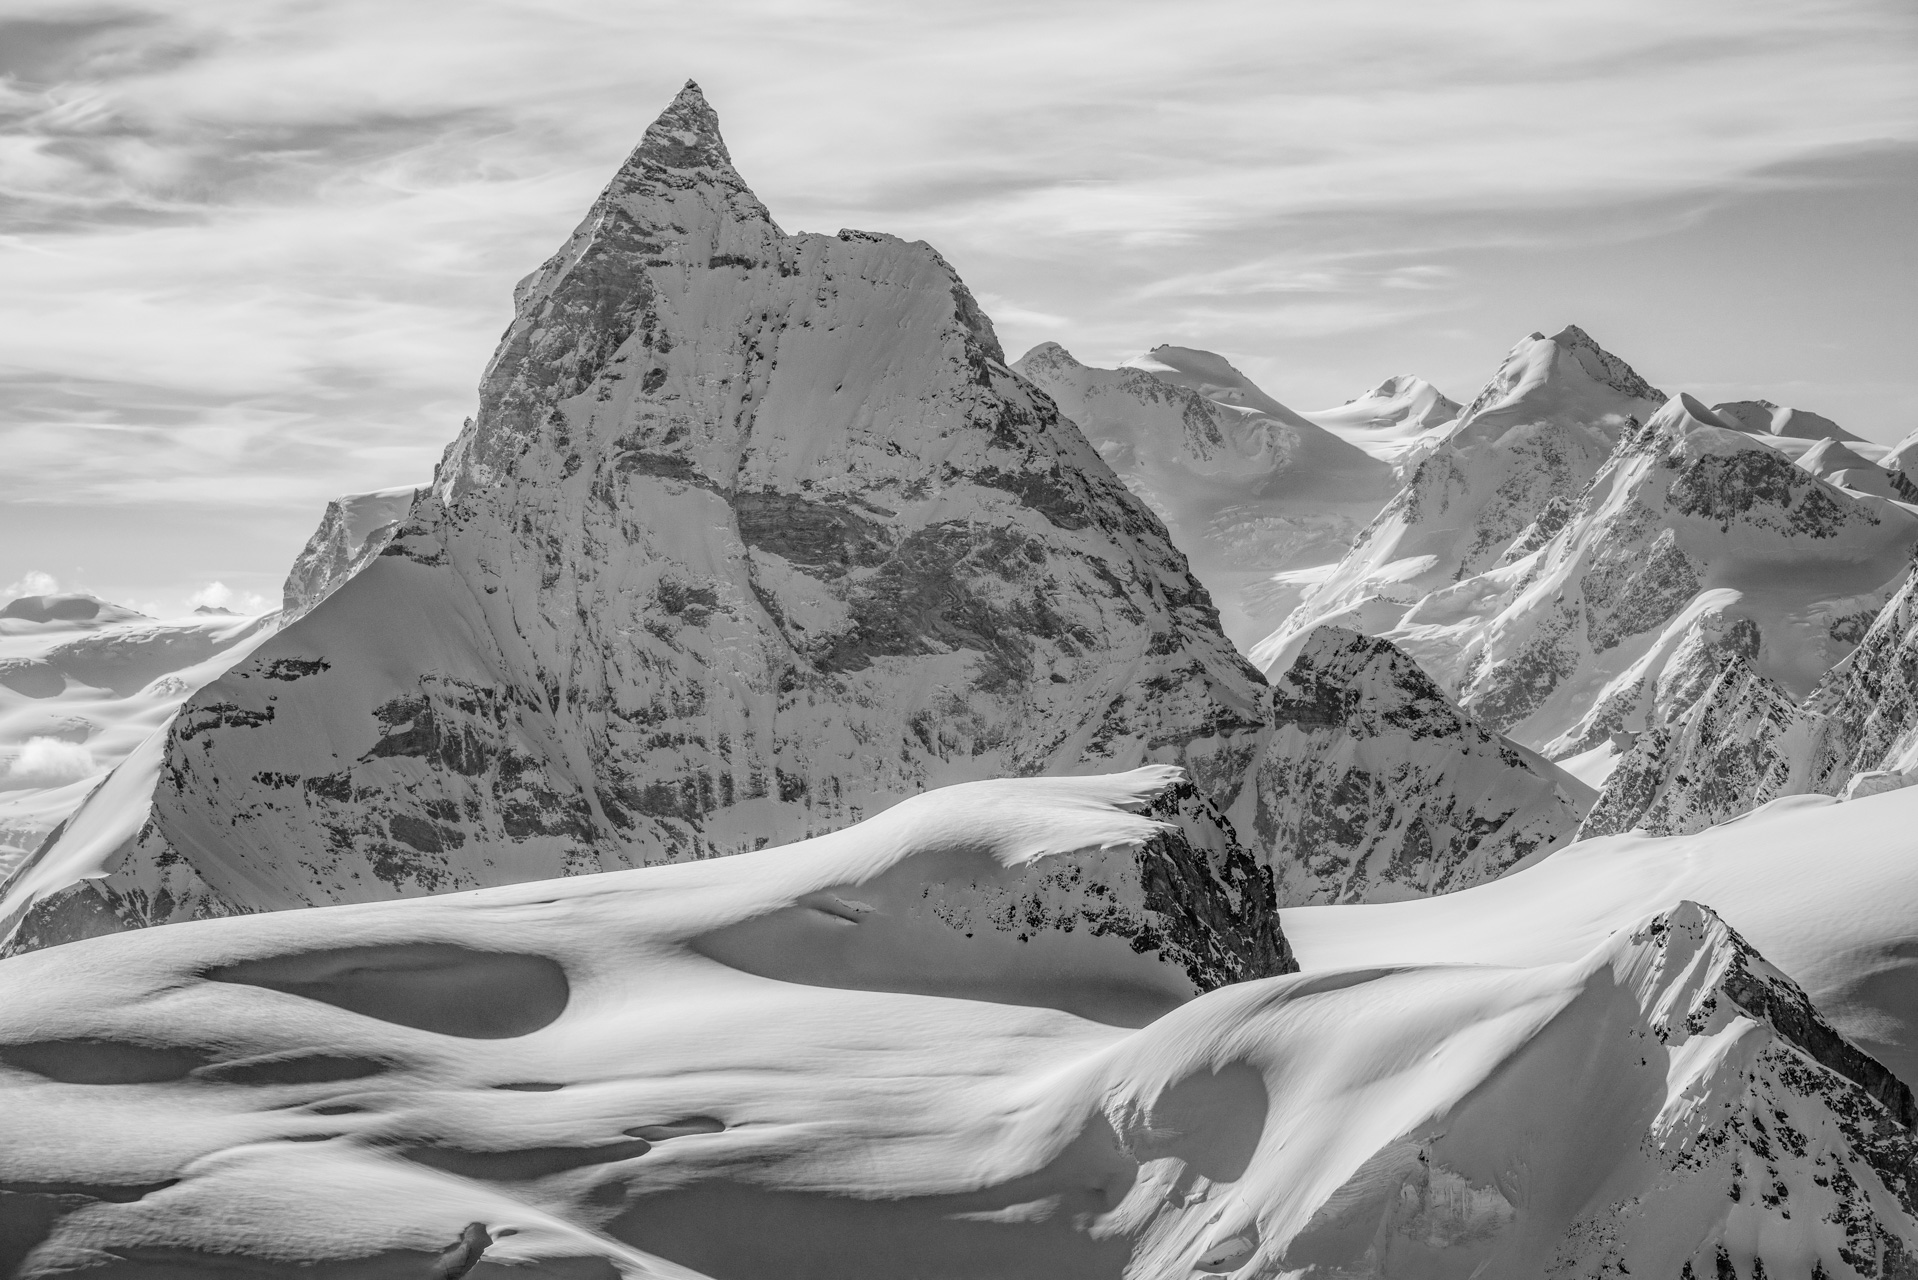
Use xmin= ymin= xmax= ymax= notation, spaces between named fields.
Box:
xmin=1547 ymin=324 xmax=1664 ymax=404
xmin=623 ymin=77 xmax=733 ymax=174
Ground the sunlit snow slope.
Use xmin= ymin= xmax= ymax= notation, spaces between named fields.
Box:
xmin=3 ymin=768 xmax=1914 ymax=1278
xmin=0 ymin=595 xmax=275 ymax=874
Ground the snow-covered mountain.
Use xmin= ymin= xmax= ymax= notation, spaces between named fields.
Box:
xmin=1711 ymin=397 xmax=1867 ymax=446
xmin=1013 ymin=341 xmax=1396 ymax=649
xmin=280 ymin=484 xmax=423 ymax=619
xmin=1259 ymin=329 xmax=1918 ymax=789
xmin=1420 ymin=393 xmax=1915 ymax=749
xmin=1881 ymin=427 xmax=1918 ymax=500
xmin=1253 ymin=626 xmax=1589 ymax=904
xmin=1300 ymin=373 xmax=1463 ymax=469
xmin=4 ymin=766 xmax=1915 ymax=1276
xmin=1253 ymin=325 xmax=1667 ymax=675
xmin=0 ymin=594 xmax=276 ymax=874
xmin=0 ymin=87 xmax=1590 ymax=949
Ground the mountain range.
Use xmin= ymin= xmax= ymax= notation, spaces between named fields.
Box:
xmin=4 ymin=80 xmax=1917 ymax=1277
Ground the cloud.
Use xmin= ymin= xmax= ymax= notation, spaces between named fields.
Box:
xmin=1 ymin=736 xmax=97 ymax=789
xmin=186 ymin=580 xmax=271 ymax=613
xmin=3 ymin=569 xmax=58 ymax=598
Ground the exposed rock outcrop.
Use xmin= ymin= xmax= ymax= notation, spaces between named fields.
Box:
xmin=280 ymin=485 xmax=424 ymax=619
xmin=1581 ymin=558 xmax=1918 ymax=838
xmin=1253 ymin=626 xmax=1591 ymax=903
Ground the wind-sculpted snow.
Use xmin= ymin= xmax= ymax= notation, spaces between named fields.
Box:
xmin=5 ymin=769 xmax=1916 ymax=1277
xmin=1014 ymin=342 xmax=1395 ymax=650
xmin=1 ymin=83 xmax=1584 ymax=946
xmin=280 ymin=484 xmax=423 ymax=619
xmin=1252 ymin=627 xmax=1589 ymax=903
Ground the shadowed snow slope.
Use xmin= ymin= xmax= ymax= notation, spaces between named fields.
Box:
xmin=0 ymin=597 xmax=276 ymax=874
xmin=1 ymin=83 xmax=1580 ymax=946
xmin=1013 ymin=342 xmax=1396 ymax=650
xmin=3 ymin=769 xmax=1915 ymax=1277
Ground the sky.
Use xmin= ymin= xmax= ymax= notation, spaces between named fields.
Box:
xmin=1 ymin=0 xmax=1914 ymax=614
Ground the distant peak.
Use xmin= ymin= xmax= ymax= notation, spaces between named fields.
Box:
xmin=1014 ymin=341 xmax=1078 ymax=369
xmin=625 ymin=78 xmax=733 ymax=174
xmin=1546 ymin=324 xmax=1664 ymax=405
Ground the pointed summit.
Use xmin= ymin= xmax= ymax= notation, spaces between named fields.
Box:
xmin=623 ymin=78 xmax=734 ymax=174
xmin=1546 ymin=323 xmax=1664 ymax=404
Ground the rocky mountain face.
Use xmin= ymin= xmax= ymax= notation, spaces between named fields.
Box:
xmin=1436 ymin=393 xmax=1914 ymax=752
xmin=280 ymin=484 xmax=422 ymax=619
xmin=1582 ymin=557 xmax=1918 ymax=837
xmin=1013 ymin=341 xmax=1396 ymax=649
xmin=1253 ymin=626 xmax=1590 ymax=904
xmin=0 ymin=87 xmax=1592 ymax=951
xmin=1556 ymin=901 xmax=1918 ymax=1275
xmin=1253 ymin=325 xmax=1666 ymax=675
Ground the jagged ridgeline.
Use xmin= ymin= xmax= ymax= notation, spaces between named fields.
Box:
xmin=2 ymin=83 xmax=1583 ymax=949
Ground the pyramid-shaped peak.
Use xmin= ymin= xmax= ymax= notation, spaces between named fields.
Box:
xmin=1546 ymin=324 xmax=1663 ymax=404
xmin=625 ymin=78 xmax=733 ymax=175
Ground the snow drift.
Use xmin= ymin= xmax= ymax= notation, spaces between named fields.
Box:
xmin=3 ymin=767 xmax=1915 ymax=1277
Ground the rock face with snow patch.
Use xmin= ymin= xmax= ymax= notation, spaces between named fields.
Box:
xmin=1013 ymin=341 xmax=1395 ymax=649
xmin=280 ymin=484 xmax=423 ymax=619
xmin=1576 ymin=655 xmax=1799 ymax=838
xmin=1251 ymin=626 xmax=1590 ymax=903
xmin=1274 ymin=375 xmax=1917 ymax=784
xmin=1440 ymin=393 xmax=1913 ymax=748
xmin=1583 ymin=559 xmax=1918 ymax=836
